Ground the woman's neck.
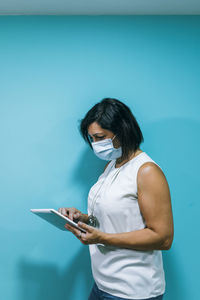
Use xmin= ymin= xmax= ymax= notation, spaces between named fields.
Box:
xmin=115 ymin=149 xmax=143 ymax=168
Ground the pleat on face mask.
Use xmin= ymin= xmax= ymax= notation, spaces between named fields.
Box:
xmin=91 ymin=135 xmax=122 ymax=161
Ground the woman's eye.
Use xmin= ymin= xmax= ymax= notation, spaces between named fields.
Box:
xmin=88 ymin=135 xmax=105 ymax=142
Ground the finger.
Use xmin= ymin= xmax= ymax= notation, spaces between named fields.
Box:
xmin=61 ymin=208 xmax=67 ymax=216
xmin=71 ymin=228 xmax=82 ymax=240
xmin=65 ymin=224 xmax=72 ymax=232
xmin=69 ymin=213 xmax=73 ymax=220
xmin=65 ymin=224 xmax=74 ymax=232
xmin=69 ymin=207 xmax=77 ymax=220
xmin=64 ymin=223 xmax=74 ymax=233
xmin=65 ymin=224 xmax=80 ymax=236
xmin=73 ymin=212 xmax=80 ymax=219
xmin=66 ymin=227 xmax=87 ymax=244
xmin=80 ymin=232 xmax=87 ymax=240
xmin=65 ymin=223 xmax=75 ymax=232
xmin=68 ymin=210 xmax=75 ymax=220
xmin=78 ymin=222 xmax=93 ymax=232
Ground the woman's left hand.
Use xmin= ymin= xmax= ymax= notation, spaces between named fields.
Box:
xmin=65 ymin=222 xmax=104 ymax=245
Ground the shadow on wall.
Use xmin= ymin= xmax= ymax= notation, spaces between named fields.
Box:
xmin=72 ymin=145 xmax=106 ymax=187
xmin=18 ymin=246 xmax=93 ymax=300
xmin=17 ymin=146 xmax=105 ymax=300
xmin=70 ymin=145 xmax=106 ymax=208
xmin=18 ymin=117 xmax=199 ymax=300
xmin=144 ymin=117 xmax=200 ymax=300
xmin=16 ymin=132 xmax=106 ymax=300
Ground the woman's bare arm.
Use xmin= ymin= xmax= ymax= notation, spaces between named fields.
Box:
xmin=100 ymin=162 xmax=174 ymax=251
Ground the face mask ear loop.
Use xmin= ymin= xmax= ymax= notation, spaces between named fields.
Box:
xmin=112 ymin=135 xmax=116 ymax=141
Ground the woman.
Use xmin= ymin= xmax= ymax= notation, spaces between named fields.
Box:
xmin=59 ymin=98 xmax=174 ymax=300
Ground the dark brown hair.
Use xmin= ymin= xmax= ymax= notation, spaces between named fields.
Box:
xmin=79 ymin=98 xmax=144 ymax=160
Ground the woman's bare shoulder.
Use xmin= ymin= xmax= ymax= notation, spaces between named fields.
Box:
xmin=137 ymin=161 xmax=168 ymax=190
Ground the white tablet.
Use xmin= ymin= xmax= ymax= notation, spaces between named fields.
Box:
xmin=30 ymin=208 xmax=86 ymax=233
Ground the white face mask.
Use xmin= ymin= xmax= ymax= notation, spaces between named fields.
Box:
xmin=91 ymin=135 xmax=122 ymax=161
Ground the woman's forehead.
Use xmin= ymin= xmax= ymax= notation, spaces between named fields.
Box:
xmin=88 ymin=122 xmax=111 ymax=135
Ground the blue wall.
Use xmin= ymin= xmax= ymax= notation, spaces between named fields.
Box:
xmin=0 ymin=16 xmax=199 ymax=300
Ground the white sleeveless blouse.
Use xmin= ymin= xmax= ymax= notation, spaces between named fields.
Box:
xmin=87 ymin=152 xmax=165 ymax=299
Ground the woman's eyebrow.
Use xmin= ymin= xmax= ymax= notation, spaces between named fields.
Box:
xmin=90 ymin=133 xmax=105 ymax=136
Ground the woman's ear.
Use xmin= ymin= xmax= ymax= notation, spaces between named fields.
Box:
xmin=113 ymin=137 xmax=121 ymax=149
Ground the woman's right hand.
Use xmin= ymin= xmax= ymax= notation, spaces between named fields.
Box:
xmin=58 ymin=207 xmax=88 ymax=223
